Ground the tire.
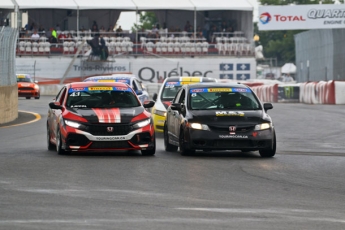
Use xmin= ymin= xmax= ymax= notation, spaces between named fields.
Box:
xmin=141 ymin=136 xmax=156 ymax=156
xmin=179 ymin=128 xmax=195 ymax=156
xmin=47 ymin=124 xmax=55 ymax=151
xmin=56 ymin=128 xmax=69 ymax=155
xmin=26 ymin=97 xmax=30 ymax=99
xmin=35 ymin=94 xmax=40 ymax=99
xmin=164 ymin=123 xmax=178 ymax=152
xmin=259 ymin=131 xmax=276 ymax=158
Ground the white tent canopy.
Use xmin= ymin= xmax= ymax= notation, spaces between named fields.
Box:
xmin=2 ymin=0 xmax=253 ymax=41
xmin=0 ymin=0 xmax=14 ymax=9
xmin=281 ymin=63 xmax=297 ymax=74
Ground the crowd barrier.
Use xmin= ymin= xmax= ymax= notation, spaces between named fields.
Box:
xmin=38 ymin=79 xmax=345 ymax=105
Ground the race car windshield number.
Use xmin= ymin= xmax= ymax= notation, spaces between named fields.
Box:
xmin=70 ymin=92 xmax=81 ymax=97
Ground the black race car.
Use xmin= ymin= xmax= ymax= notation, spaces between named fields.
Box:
xmin=163 ymin=82 xmax=276 ymax=157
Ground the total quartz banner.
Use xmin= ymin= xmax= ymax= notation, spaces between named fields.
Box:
xmin=258 ymin=4 xmax=345 ymax=31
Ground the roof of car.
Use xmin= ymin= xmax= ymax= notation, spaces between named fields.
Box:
xmin=163 ymin=76 xmax=217 ymax=83
xmin=16 ymin=74 xmax=31 ymax=78
xmin=184 ymin=82 xmax=249 ymax=89
xmin=84 ymin=74 xmax=136 ymax=81
xmin=68 ymin=81 xmax=131 ymax=88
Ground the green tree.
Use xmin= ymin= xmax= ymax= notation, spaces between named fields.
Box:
xmin=132 ymin=12 xmax=158 ymax=31
xmin=257 ymin=0 xmax=336 ymax=65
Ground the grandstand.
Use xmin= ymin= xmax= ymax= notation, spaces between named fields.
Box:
xmin=1 ymin=0 xmax=256 ymax=84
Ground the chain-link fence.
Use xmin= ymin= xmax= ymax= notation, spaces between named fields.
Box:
xmin=0 ymin=27 xmax=18 ymax=86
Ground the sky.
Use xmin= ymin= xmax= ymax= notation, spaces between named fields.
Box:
xmin=117 ymin=0 xmax=260 ymax=31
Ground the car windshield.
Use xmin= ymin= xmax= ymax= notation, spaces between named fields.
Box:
xmin=161 ymin=82 xmax=182 ymax=101
xmin=189 ymin=87 xmax=261 ymax=110
xmin=66 ymin=86 xmax=141 ymax=109
xmin=17 ymin=77 xmax=33 ymax=83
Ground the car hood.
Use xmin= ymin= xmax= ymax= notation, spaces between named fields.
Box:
xmin=17 ymin=82 xmax=37 ymax=88
xmin=189 ymin=109 xmax=269 ymax=125
xmin=68 ymin=107 xmax=145 ymax=124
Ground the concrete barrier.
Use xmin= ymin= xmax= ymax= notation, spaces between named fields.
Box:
xmin=0 ymin=84 xmax=18 ymax=124
xmin=300 ymin=81 xmax=336 ymax=104
xmin=39 ymin=84 xmax=64 ymax=96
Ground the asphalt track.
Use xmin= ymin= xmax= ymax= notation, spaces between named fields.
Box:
xmin=1 ymin=96 xmax=345 ymax=230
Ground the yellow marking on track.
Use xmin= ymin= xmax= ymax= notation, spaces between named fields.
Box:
xmin=0 ymin=110 xmax=41 ymax=128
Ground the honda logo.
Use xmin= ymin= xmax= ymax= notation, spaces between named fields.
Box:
xmin=107 ymin=127 xmax=114 ymax=132
xmin=229 ymin=126 xmax=236 ymax=132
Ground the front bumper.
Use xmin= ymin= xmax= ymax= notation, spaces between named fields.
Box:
xmin=152 ymin=114 xmax=166 ymax=133
xmin=62 ymin=124 xmax=155 ymax=152
xmin=185 ymin=128 xmax=274 ymax=151
xmin=18 ymin=90 xmax=39 ymax=97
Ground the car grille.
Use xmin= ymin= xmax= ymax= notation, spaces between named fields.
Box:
xmin=66 ymin=133 xmax=90 ymax=146
xmin=208 ymin=125 xmax=255 ymax=133
xmin=215 ymin=140 xmax=255 ymax=148
xmin=85 ymin=124 xmax=132 ymax=136
xmin=89 ymin=141 xmax=130 ymax=149
xmin=19 ymin=87 xmax=34 ymax=90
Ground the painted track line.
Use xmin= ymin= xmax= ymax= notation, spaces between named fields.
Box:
xmin=0 ymin=110 xmax=41 ymax=128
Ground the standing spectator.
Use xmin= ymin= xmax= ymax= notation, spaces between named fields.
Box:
xmin=116 ymin=26 xmax=123 ymax=37
xmin=50 ymin=28 xmax=58 ymax=43
xmin=184 ymin=21 xmax=191 ymax=32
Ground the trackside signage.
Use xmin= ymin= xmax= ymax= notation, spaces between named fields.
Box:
xmin=258 ymin=4 xmax=345 ymax=31
xmin=16 ymin=58 xmax=256 ymax=83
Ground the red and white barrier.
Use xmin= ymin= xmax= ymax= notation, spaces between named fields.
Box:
xmin=251 ymin=84 xmax=278 ymax=103
xmin=300 ymin=81 xmax=335 ymax=104
xmin=335 ymin=81 xmax=345 ymax=104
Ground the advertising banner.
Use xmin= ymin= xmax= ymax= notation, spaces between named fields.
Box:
xmin=278 ymin=85 xmax=300 ymax=103
xmin=258 ymin=4 xmax=345 ymax=31
xmin=16 ymin=57 xmax=256 ymax=84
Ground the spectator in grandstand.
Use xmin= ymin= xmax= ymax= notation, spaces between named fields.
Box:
xmin=58 ymin=32 xmax=67 ymax=43
xmin=92 ymin=21 xmax=99 ymax=31
xmin=31 ymin=30 xmax=40 ymax=41
xmin=24 ymin=23 xmax=30 ymax=31
xmin=87 ymin=33 xmax=101 ymax=57
xmin=29 ymin=22 xmax=36 ymax=31
xmin=203 ymin=19 xmax=210 ymax=41
xmin=184 ymin=21 xmax=191 ymax=32
xmin=50 ymin=28 xmax=58 ymax=43
xmin=23 ymin=30 xmax=31 ymax=39
xmin=227 ymin=26 xmax=234 ymax=37
xmin=99 ymin=26 xmax=106 ymax=33
xmin=100 ymin=37 xmax=109 ymax=61
xmin=116 ymin=26 xmax=123 ymax=37
xmin=66 ymin=33 xmax=73 ymax=41
xmin=221 ymin=21 xmax=227 ymax=32
xmin=38 ymin=25 xmax=45 ymax=33
xmin=152 ymin=25 xmax=158 ymax=33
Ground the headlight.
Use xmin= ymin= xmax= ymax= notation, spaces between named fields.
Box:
xmin=65 ymin=120 xmax=82 ymax=128
xmin=34 ymin=84 xmax=39 ymax=89
xmin=254 ymin=123 xmax=271 ymax=130
xmin=154 ymin=109 xmax=166 ymax=117
xmin=190 ymin=123 xmax=210 ymax=131
xmin=133 ymin=119 xmax=151 ymax=129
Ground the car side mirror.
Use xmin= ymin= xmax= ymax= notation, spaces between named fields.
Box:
xmin=263 ymin=103 xmax=273 ymax=111
xmin=143 ymin=100 xmax=155 ymax=108
xmin=152 ymin=93 xmax=157 ymax=101
xmin=171 ymin=103 xmax=181 ymax=111
xmin=49 ymin=101 xmax=63 ymax=110
xmin=135 ymin=89 xmax=143 ymax=95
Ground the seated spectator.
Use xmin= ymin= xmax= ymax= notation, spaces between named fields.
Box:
xmin=116 ymin=26 xmax=123 ymax=37
xmin=31 ymin=30 xmax=40 ymax=41
xmin=58 ymin=32 xmax=67 ymax=43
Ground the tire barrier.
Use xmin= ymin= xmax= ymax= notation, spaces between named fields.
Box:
xmin=300 ymin=81 xmax=335 ymax=104
xmin=251 ymin=84 xmax=278 ymax=103
xmin=38 ymin=80 xmax=345 ymax=105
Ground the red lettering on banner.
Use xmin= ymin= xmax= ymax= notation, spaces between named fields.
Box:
xmin=274 ymin=15 xmax=306 ymax=22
